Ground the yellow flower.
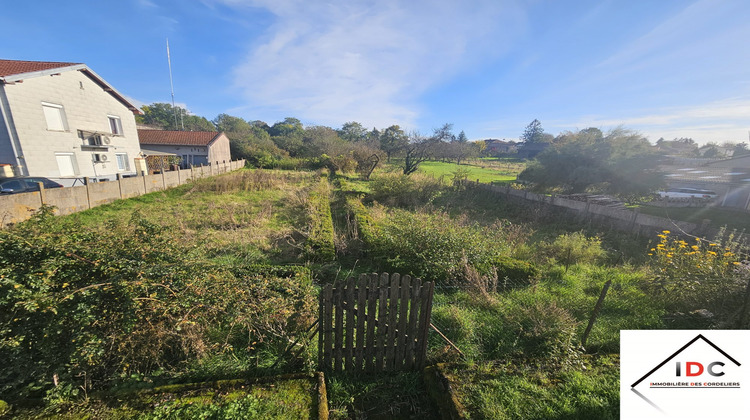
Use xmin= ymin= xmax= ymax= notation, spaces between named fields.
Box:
xmin=709 ymin=243 xmax=718 ymax=247
xmin=663 ymin=230 xmax=671 ymax=234
xmin=696 ymin=238 xmax=701 ymax=242
xmin=691 ymin=245 xmax=699 ymax=250
xmin=734 ymin=262 xmax=741 ymax=265
xmin=648 ymin=253 xmax=653 ymax=256
xmin=708 ymin=251 xmax=717 ymax=256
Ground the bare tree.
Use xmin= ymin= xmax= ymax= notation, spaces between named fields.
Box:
xmin=403 ymin=132 xmax=433 ymax=175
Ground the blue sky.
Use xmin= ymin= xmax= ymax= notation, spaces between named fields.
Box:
xmin=2 ymin=0 xmax=749 ymax=143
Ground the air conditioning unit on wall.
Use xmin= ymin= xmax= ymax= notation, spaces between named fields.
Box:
xmin=93 ymin=153 xmax=108 ymax=163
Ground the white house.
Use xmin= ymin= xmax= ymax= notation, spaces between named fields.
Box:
xmin=0 ymin=59 xmax=142 ymax=184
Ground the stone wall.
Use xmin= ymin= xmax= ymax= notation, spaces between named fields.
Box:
xmin=0 ymin=159 xmax=245 ymax=226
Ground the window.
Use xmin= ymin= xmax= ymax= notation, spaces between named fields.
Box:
xmin=115 ymin=153 xmax=130 ymax=171
xmin=42 ymin=102 xmax=68 ymax=131
xmin=108 ymin=115 xmax=123 ymax=135
xmin=55 ymin=153 xmax=78 ymax=177
xmin=88 ymin=134 xmax=104 ymax=146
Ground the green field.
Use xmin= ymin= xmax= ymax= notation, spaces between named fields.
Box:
xmin=416 ymin=160 xmax=522 ymax=184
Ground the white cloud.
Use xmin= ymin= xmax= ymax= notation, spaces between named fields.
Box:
xmin=571 ymin=98 xmax=750 ymax=144
xmin=136 ymin=0 xmax=158 ymax=9
xmin=215 ymin=0 xmax=525 ymax=128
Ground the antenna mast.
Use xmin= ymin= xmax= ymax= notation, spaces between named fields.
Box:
xmin=166 ymin=39 xmax=183 ymax=130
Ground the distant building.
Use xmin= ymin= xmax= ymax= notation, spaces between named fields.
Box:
xmin=137 ymin=130 xmax=231 ymax=169
xmin=0 ymin=59 xmax=142 ymax=183
xmin=659 ymin=155 xmax=750 ymax=210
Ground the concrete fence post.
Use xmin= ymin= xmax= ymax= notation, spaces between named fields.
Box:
xmin=177 ymin=167 xmax=181 ymax=185
xmin=116 ymin=173 xmax=123 ymax=199
xmin=629 ymin=209 xmax=639 ymax=232
xmin=161 ymin=169 xmax=166 ymax=190
xmin=84 ymin=177 xmax=92 ymax=209
xmin=141 ymin=171 xmax=147 ymax=194
xmin=36 ymin=181 xmax=45 ymax=206
xmin=210 ymin=162 xmax=214 ymax=176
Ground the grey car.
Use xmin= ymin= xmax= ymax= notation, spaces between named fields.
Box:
xmin=0 ymin=177 xmax=64 ymax=194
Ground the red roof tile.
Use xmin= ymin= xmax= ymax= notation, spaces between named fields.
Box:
xmin=137 ymin=130 xmax=221 ymax=146
xmin=0 ymin=59 xmax=81 ymax=77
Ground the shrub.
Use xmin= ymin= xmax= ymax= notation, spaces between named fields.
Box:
xmin=492 ymin=255 xmax=539 ymax=287
xmin=646 ymin=229 xmax=746 ymax=316
xmin=539 ymin=232 xmax=606 ymax=270
xmin=503 ymin=300 xmax=581 ymax=362
xmin=364 ymin=208 xmax=534 ymax=285
xmin=0 ymin=210 xmax=316 ymax=398
xmin=369 ymin=173 xmax=444 ymax=207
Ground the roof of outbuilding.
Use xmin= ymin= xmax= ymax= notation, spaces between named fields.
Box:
xmin=0 ymin=59 xmax=82 ymax=77
xmin=137 ymin=130 xmax=223 ymax=146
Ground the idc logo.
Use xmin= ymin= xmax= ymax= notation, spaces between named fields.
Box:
xmin=621 ymin=330 xmax=749 ymax=419
xmin=675 ymin=361 xmax=725 ymax=377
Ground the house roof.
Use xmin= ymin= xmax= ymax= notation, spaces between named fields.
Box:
xmin=137 ymin=130 xmax=223 ymax=146
xmin=0 ymin=59 xmax=82 ymax=77
xmin=0 ymin=59 xmax=140 ymax=114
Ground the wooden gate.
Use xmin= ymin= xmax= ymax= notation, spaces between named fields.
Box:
xmin=318 ymin=273 xmax=434 ymax=372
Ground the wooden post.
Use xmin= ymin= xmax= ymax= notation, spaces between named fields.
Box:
xmin=395 ymin=275 xmax=411 ymax=370
xmin=376 ymin=273 xmax=388 ymax=371
xmin=334 ymin=284 xmax=344 ymax=371
xmin=385 ymin=273 xmax=400 ymax=371
xmin=345 ymin=278 xmax=355 ymax=371
xmin=582 ymin=279 xmax=611 ymax=347
xmin=404 ymin=278 xmax=421 ymax=369
xmin=116 ymin=173 xmax=123 ymax=199
xmin=84 ymin=177 xmax=92 ymax=209
xmin=355 ymin=275 xmax=367 ymax=370
xmin=364 ymin=274 xmax=378 ymax=372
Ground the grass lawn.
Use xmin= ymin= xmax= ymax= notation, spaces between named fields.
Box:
xmin=439 ymin=355 xmax=620 ymax=420
xmin=637 ymin=205 xmax=750 ymax=232
xmin=416 ymin=160 xmax=521 ymax=184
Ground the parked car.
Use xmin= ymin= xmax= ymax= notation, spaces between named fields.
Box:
xmin=0 ymin=177 xmax=64 ymax=194
xmin=657 ymin=188 xmax=717 ymax=199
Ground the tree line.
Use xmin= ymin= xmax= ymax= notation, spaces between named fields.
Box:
xmin=135 ymin=103 xmax=482 ymax=176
